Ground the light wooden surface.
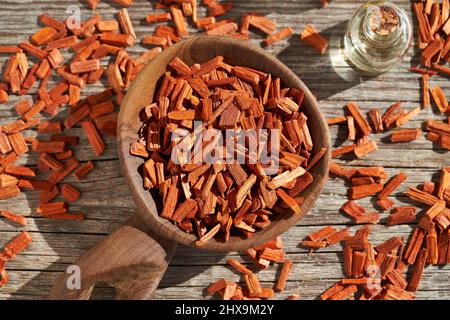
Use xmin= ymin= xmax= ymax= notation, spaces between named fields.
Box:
xmin=0 ymin=0 xmax=449 ymax=300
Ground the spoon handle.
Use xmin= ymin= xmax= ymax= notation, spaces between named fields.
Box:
xmin=49 ymin=215 xmax=177 ymax=300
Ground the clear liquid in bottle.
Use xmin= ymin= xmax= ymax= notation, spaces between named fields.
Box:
xmin=344 ymin=1 xmax=412 ymax=73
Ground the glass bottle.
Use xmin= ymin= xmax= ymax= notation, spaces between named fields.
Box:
xmin=344 ymin=1 xmax=412 ymax=73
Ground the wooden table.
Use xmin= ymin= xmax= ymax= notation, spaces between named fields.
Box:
xmin=0 ymin=0 xmax=448 ymax=300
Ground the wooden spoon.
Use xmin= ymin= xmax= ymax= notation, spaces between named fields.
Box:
xmin=50 ymin=36 xmax=331 ymax=300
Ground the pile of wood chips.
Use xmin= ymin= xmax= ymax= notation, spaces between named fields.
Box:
xmin=411 ymin=0 xmax=450 ymax=150
xmin=0 ymin=0 xmax=329 ymax=292
xmin=130 ymin=54 xmax=328 ymax=246
xmin=0 ymin=0 xmax=448 ymax=300
xmin=207 ymin=237 xmax=297 ymax=300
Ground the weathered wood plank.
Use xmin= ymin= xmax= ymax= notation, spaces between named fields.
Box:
xmin=0 ymin=0 xmax=448 ymax=300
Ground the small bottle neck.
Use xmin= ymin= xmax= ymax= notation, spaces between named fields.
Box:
xmin=362 ymin=5 xmax=402 ymax=47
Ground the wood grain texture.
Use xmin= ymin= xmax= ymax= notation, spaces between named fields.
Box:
xmin=49 ymin=215 xmax=177 ymax=300
xmin=0 ymin=0 xmax=448 ymax=300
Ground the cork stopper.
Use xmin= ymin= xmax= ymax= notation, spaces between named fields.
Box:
xmin=368 ymin=6 xmax=400 ymax=36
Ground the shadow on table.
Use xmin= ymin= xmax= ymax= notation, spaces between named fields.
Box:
xmin=277 ymin=20 xmax=377 ymax=102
